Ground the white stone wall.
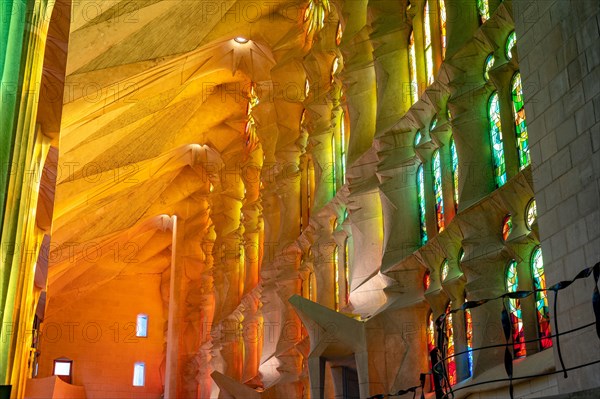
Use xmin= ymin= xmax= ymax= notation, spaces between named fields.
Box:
xmin=514 ymin=0 xmax=600 ymax=394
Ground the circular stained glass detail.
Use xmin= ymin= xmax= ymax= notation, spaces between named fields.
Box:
xmin=484 ymin=53 xmax=495 ymax=81
xmin=525 ymin=198 xmax=537 ymax=230
xmin=502 ymin=214 xmax=513 ymax=241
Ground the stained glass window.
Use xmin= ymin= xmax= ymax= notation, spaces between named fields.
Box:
xmin=304 ymin=0 xmax=330 ymax=35
xmin=334 ymin=246 xmax=339 ymax=311
xmin=430 ymin=114 xmax=438 ymax=131
xmin=305 ymin=78 xmax=310 ymax=98
xmin=441 ymin=259 xmax=449 ymax=281
xmin=344 ymin=238 xmax=350 ymax=303
xmin=415 ymin=130 xmax=422 ymax=146
xmin=331 ymin=57 xmax=340 ymax=84
xmin=525 ymin=198 xmax=537 ymax=230
xmin=531 ymin=247 xmax=552 ymax=350
xmin=506 ymin=260 xmax=526 ymax=358
xmin=477 ymin=0 xmax=489 ymax=23
xmin=506 ymin=31 xmax=517 ymax=60
xmin=427 ymin=312 xmax=436 ymax=389
xmin=439 ymin=0 xmax=447 ymax=59
xmin=465 ymin=308 xmax=473 ymax=377
xmin=424 ymin=270 xmax=431 ymax=290
xmin=331 ymin=133 xmax=337 ymax=194
xmin=446 ymin=304 xmax=457 ymax=385
xmin=502 ymin=214 xmax=513 ymax=241
xmin=308 ymin=271 xmax=315 ymax=301
xmin=488 ymin=92 xmax=507 ymax=187
xmin=336 ymin=21 xmax=343 ymax=46
xmin=433 ymin=150 xmax=445 ymax=231
xmin=511 ymin=72 xmax=530 ymax=169
xmin=409 ymin=30 xmax=418 ymax=104
xmin=458 ymin=247 xmax=465 ymax=262
xmin=340 ymin=111 xmax=347 ymax=182
xmin=424 ymin=1 xmax=435 ymax=85
xmin=450 ymin=138 xmax=459 ymax=211
xmin=417 ymin=164 xmax=428 ymax=245
xmin=484 ymin=53 xmax=495 ymax=81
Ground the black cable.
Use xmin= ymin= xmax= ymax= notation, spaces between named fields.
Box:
xmin=446 ymin=358 xmax=600 ymax=396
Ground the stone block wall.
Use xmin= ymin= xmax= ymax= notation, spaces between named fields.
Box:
xmin=514 ymin=0 xmax=600 ymax=394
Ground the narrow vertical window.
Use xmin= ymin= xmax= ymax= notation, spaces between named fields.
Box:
xmin=525 ymin=198 xmax=537 ymax=230
xmin=423 ymin=1 xmax=435 ymax=85
xmin=408 ymin=30 xmax=418 ymax=104
xmin=502 ymin=215 xmax=513 ymax=242
xmin=445 ymin=304 xmax=457 ymax=385
xmin=415 ymin=130 xmax=422 ymax=146
xmin=340 ymin=111 xmax=347 ymax=182
xmin=331 ymin=133 xmax=337 ymax=195
xmin=344 ymin=238 xmax=350 ymax=304
xmin=427 ymin=312 xmax=436 ymax=389
xmin=465 ymin=307 xmax=473 ymax=377
xmin=506 ymin=31 xmax=517 ymax=60
xmin=336 ymin=21 xmax=343 ymax=46
xmin=511 ymin=72 xmax=530 ymax=168
xmin=333 ymin=246 xmax=340 ymax=311
xmin=133 ymin=362 xmax=145 ymax=386
xmin=450 ymin=138 xmax=459 ymax=212
xmin=433 ymin=150 xmax=445 ymax=231
xmin=440 ymin=259 xmax=449 ymax=281
xmin=506 ymin=260 xmax=526 ymax=358
xmin=484 ymin=53 xmax=495 ymax=81
xmin=424 ymin=270 xmax=431 ymax=290
xmin=136 ymin=314 xmax=148 ymax=337
xmin=488 ymin=92 xmax=507 ymax=187
xmin=477 ymin=0 xmax=489 ymax=23
xmin=439 ymin=0 xmax=447 ymax=59
xmin=417 ymin=164 xmax=428 ymax=245
xmin=308 ymin=271 xmax=315 ymax=301
xmin=531 ymin=247 xmax=552 ymax=350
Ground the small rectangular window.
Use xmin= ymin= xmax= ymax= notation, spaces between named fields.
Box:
xmin=136 ymin=314 xmax=148 ymax=337
xmin=53 ymin=359 xmax=72 ymax=384
xmin=133 ymin=362 xmax=145 ymax=386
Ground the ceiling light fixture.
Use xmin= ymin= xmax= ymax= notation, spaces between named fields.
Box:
xmin=234 ymin=37 xmax=249 ymax=44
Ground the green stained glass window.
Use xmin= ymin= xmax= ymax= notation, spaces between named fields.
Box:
xmin=433 ymin=150 xmax=445 ymax=231
xmin=424 ymin=0 xmax=435 ymax=85
xmin=477 ymin=0 xmax=489 ymax=23
xmin=450 ymin=138 xmax=459 ymax=211
xmin=511 ymin=72 xmax=530 ymax=168
xmin=484 ymin=53 xmax=495 ymax=81
xmin=417 ymin=164 xmax=428 ymax=245
xmin=441 ymin=259 xmax=449 ymax=281
xmin=506 ymin=31 xmax=517 ymax=60
xmin=415 ymin=130 xmax=422 ymax=147
xmin=488 ymin=92 xmax=507 ymax=187
xmin=409 ymin=30 xmax=418 ymax=104
xmin=340 ymin=111 xmax=347 ymax=182
xmin=506 ymin=260 xmax=526 ymax=358
xmin=430 ymin=114 xmax=438 ymax=131
xmin=532 ymin=247 xmax=552 ymax=350
xmin=525 ymin=198 xmax=537 ymax=230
